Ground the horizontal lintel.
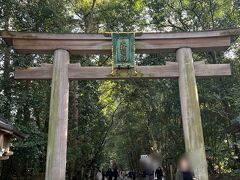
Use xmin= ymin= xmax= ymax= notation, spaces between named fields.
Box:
xmin=14 ymin=62 xmax=231 ymax=80
xmin=2 ymin=28 xmax=240 ymax=54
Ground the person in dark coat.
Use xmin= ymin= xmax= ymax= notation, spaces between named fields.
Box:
xmin=175 ymin=156 xmax=196 ymax=180
xmin=131 ymin=170 xmax=136 ymax=180
xmin=106 ymin=168 xmax=113 ymax=180
xmin=113 ymin=168 xmax=119 ymax=180
xmin=102 ymin=169 xmax=106 ymax=180
xmin=155 ymin=167 xmax=163 ymax=180
xmin=128 ymin=171 xmax=132 ymax=179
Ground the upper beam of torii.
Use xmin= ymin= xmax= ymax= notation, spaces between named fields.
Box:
xmin=2 ymin=28 xmax=240 ymax=54
xmin=2 ymin=29 xmax=240 ymax=80
xmin=1 ymin=28 xmax=240 ymax=180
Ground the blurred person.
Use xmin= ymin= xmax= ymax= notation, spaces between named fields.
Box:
xmin=102 ymin=169 xmax=106 ymax=180
xmin=145 ymin=157 xmax=154 ymax=180
xmin=128 ymin=171 xmax=132 ymax=178
xmin=175 ymin=156 xmax=196 ymax=180
xmin=145 ymin=167 xmax=154 ymax=180
xmin=128 ymin=170 xmax=136 ymax=179
xmin=113 ymin=168 xmax=119 ymax=180
xmin=132 ymin=170 xmax=136 ymax=180
xmin=106 ymin=168 xmax=113 ymax=180
xmin=155 ymin=166 xmax=164 ymax=180
xmin=96 ymin=170 xmax=103 ymax=180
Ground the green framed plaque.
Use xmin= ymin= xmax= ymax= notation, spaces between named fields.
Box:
xmin=112 ymin=33 xmax=135 ymax=69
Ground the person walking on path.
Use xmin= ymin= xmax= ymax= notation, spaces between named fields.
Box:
xmin=131 ymin=170 xmax=136 ymax=180
xmin=97 ymin=170 xmax=103 ymax=180
xmin=155 ymin=166 xmax=164 ymax=180
xmin=106 ymin=168 xmax=113 ymax=180
xmin=113 ymin=168 xmax=119 ymax=180
xmin=102 ymin=169 xmax=106 ymax=180
xmin=175 ymin=156 xmax=196 ymax=180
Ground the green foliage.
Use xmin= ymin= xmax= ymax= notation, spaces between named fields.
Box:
xmin=13 ymin=0 xmax=72 ymax=32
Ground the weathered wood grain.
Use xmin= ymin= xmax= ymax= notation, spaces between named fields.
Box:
xmin=2 ymin=28 xmax=240 ymax=40
xmin=15 ymin=64 xmax=53 ymax=79
xmin=2 ymin=28 xmax=240 ymax=54
xmin=45 ymin=50 xmax=69 ymax=180
xmin=14 ymin=63 xmax=231 ymax=80
xmin=10 ymin=36 xmax=230 ymax=54
xmin=177 ymin=48 xmax=209 ymax=180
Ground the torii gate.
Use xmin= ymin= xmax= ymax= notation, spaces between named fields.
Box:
xmin=2 ymin=29 xmax=240 ymax=180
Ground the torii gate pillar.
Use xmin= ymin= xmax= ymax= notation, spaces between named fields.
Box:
xmin=177 ymin=48 xmax=208 ymax=180
xmin=45 ymin=49 xmax=69 ymax=180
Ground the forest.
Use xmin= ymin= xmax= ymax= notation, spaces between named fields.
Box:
xmin=0 ymin=0 xmax=240 ymax=179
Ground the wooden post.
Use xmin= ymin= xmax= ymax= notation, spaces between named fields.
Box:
xmin=177 ymin=48 xmax=209 ymax=180
xmin=45 ymin=49 xmax=69 ymax=180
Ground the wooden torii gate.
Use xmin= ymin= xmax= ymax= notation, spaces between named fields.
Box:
xmin=2 ymin=29 xmax=240 ymax=180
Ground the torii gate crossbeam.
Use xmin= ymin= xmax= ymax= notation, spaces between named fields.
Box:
xmin=1 ymin=29 xmax=240 ymax=180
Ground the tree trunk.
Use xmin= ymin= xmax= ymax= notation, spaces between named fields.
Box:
xmin=1 ymin=1 xmax=12 ymax=119
xmin=68 ymin=80 xmax=79 ymax=180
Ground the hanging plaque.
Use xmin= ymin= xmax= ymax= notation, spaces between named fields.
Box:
xmin=112 ymin=33 xmax=135 ymax=69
